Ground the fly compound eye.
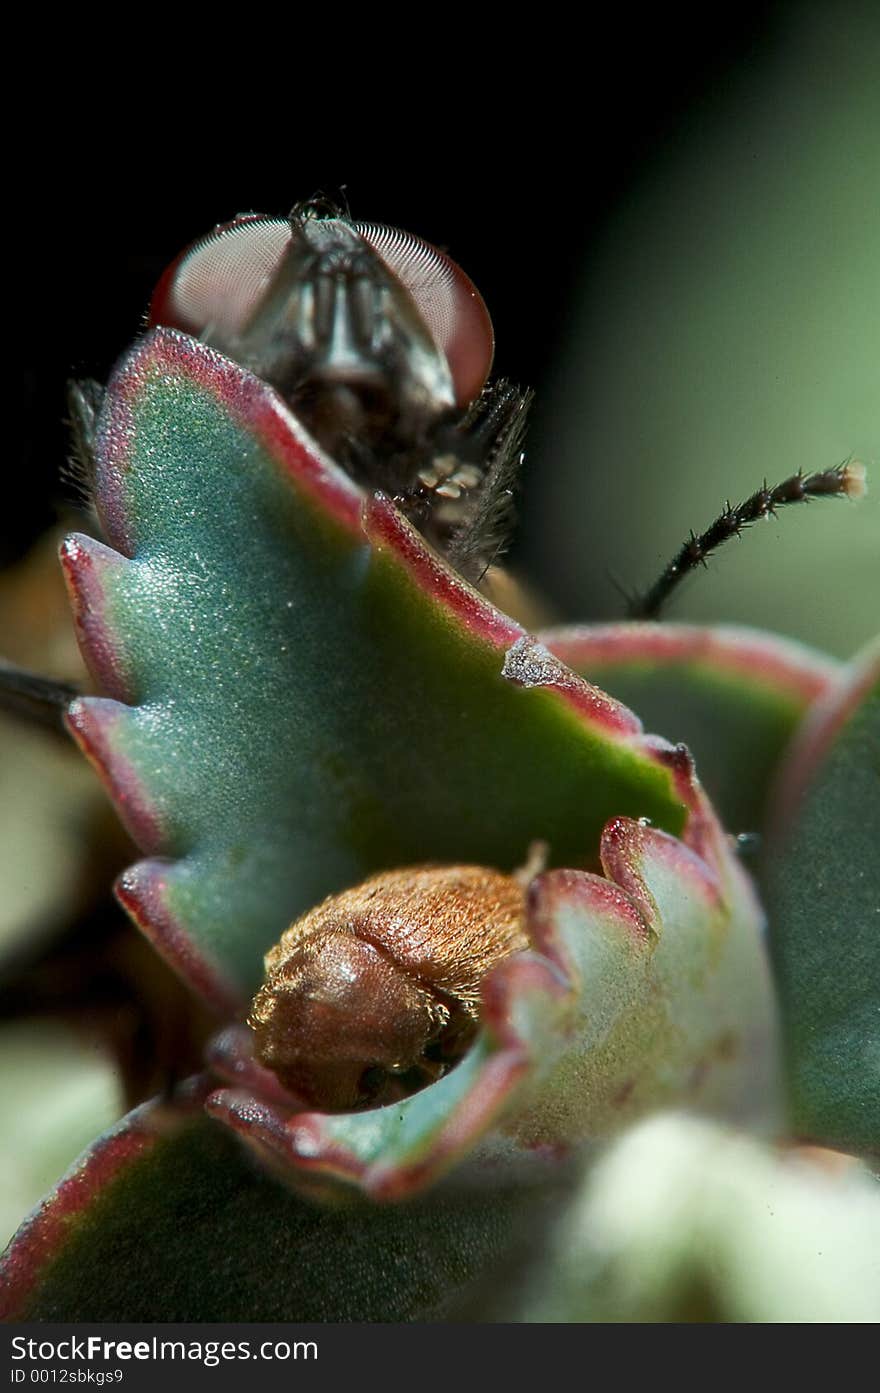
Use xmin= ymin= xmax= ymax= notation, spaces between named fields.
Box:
xmin=149 ymin=214 xmax=495 ymax=408
xmin=149 ymin=215 xmax=290 ymax=342
xmin=354 ymin=223 xmax=494 ymax=407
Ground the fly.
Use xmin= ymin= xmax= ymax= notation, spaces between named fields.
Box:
xmin=95 ymin=199 xmax=533 ymax=583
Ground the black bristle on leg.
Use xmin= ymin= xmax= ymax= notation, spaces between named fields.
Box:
xmin=628 ymin=460 xmax=866 ymax=620
xmin=444 ymin=380 xmax=534 ymax=581
xmin=61 ymin=379 xmax=104 ymax=508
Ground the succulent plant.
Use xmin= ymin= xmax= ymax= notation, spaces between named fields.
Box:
xmin=0 ymin=199 xmax=877 ymax=1326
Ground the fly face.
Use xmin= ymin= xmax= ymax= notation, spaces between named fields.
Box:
xmin=149 ymin=203 xmax=532 ymax=579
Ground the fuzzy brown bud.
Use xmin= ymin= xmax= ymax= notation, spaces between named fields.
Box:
xmin=248 ymin=864 xmax=529 ymax=1112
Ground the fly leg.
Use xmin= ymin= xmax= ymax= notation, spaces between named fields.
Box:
xmin=627 ymin=460 xmax=866 ymax=620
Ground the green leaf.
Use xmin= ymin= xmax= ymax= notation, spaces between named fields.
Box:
xmin=764 ymin=640 xmax=880 ymax=1155
xmin=62 ymin=328 xmax=685 ymax=1006
xmin=0 ymin=1095 xmax=567 ymax=1321
xmin=543 ymin=623 xmax=839 ymax=832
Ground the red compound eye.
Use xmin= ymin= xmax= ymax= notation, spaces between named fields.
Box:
xmin=149 ymin=215 xmax=290 ymax=344
xmin=149 ymin=215 xmax=495 ymax=407
xmin=354 ymin=222 xmax=494 ymax=407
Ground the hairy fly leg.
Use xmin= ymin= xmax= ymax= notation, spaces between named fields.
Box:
xmin=627 ymin=460 xmax=866 ymax=620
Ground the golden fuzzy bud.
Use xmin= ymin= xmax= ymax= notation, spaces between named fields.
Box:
xmin=248 ymin=864 xmax=529 ymax=1112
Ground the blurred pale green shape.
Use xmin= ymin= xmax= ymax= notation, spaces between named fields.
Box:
xmin=507 ymin=1113 xmax=880 ymax=1322
xmin=0 ymin=718 xmax=103 ymax=967
xmin=0 ymin=1020 xmax=123 ymax=1248
xmin=527 ymin=2 xmax=879 ymax=658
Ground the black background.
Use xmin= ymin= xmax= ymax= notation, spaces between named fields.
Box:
xmin=11 ymin=5 xmax=787 ymax=570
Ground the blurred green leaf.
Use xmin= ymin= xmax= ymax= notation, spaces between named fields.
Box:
xmin=1 ymin=1102 xmax=566 ymax=1321
xmin=764 ymin=642 xmax=880 ymax=1155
